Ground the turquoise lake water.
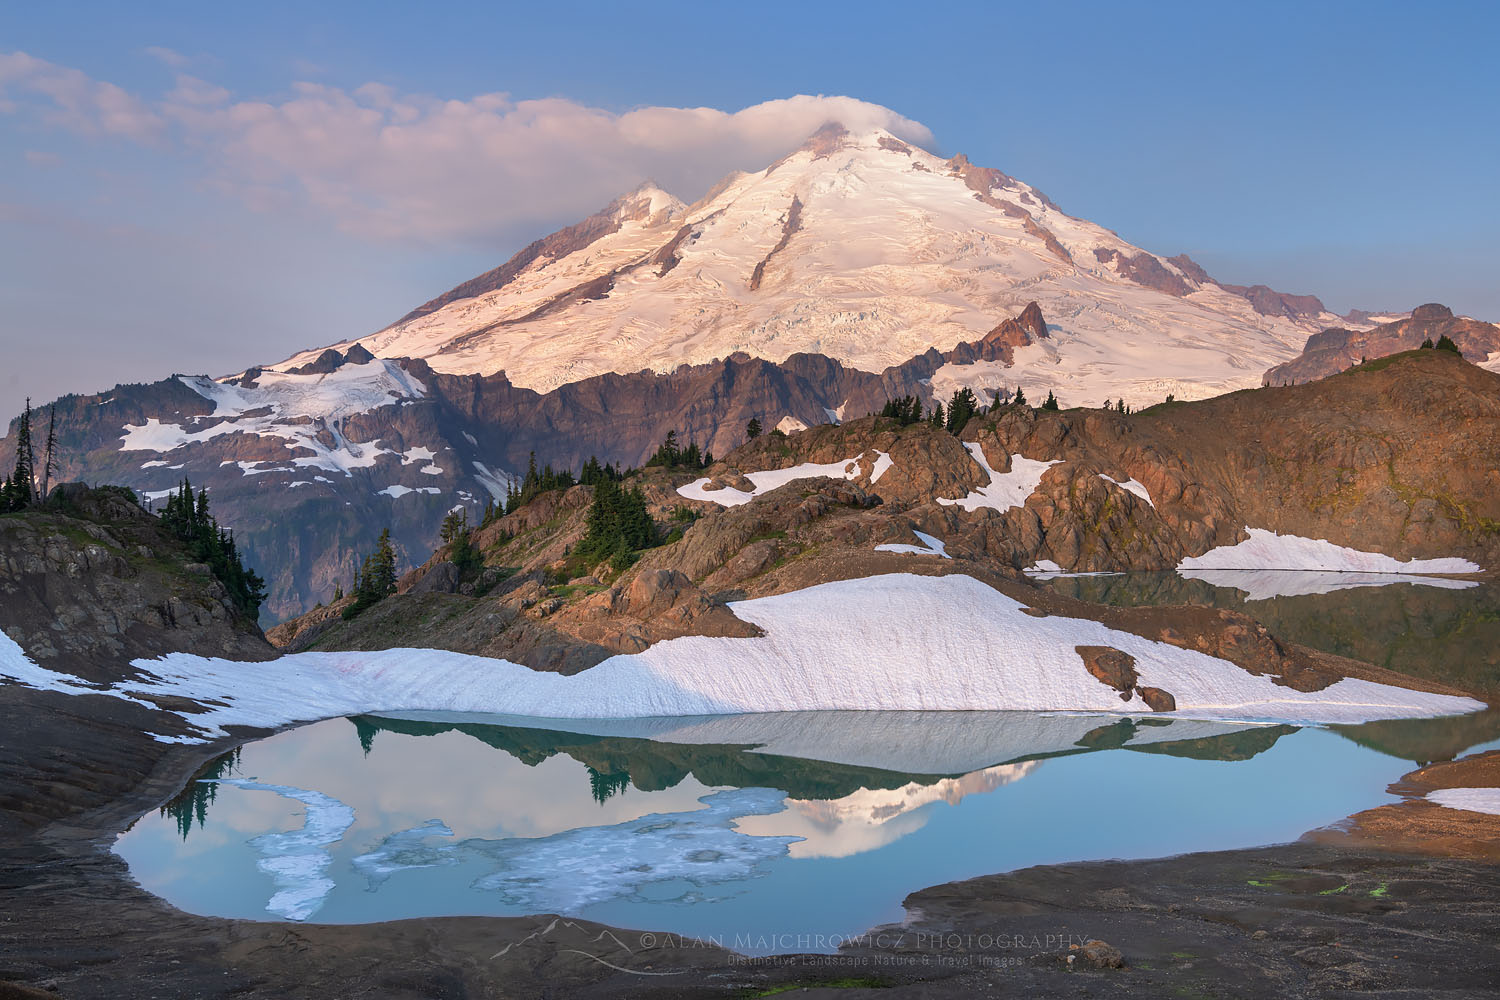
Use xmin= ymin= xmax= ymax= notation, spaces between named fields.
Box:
xmin=116 ymin=705 xmax=1500 ymax=953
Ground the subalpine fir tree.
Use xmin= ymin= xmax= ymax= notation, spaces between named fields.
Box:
xmin=945 ymin=387 xmax=979 ymax=434
xmin=1435 ymin=334 xmax=1461 ymax=354
xmin=745 ymin=417 xmax=762 ymax=439
xmin=1041 ymin=390 xmax=1060 ymax=411
xmin=928 ymin=401 xmax=945 ymax=428
xmin=1012 ymin=386 xmax=1027 ymax=407
xmin=2 ymin=399 xmax=37 ymax=512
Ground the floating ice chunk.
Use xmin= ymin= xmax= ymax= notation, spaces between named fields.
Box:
xmin=466 ymin=788 xmax=799 ymax=912
xmin=1101 ymin=474 xmax=1152 ymax=506
xmin=1179 ymin=528 xmax=1481 ymax=575
xmin=875 ymin=530 xmax=950 ymax=559
xmin=206 ymin=778 xmax=355 ymax=920
xmin=1427 ymin=788 xmax=1500 ymax=816
xmin=937 ymin=443 xmax=1060 ymax=513
xmin=1026 ymin=559 xmax=1063 ymax=573
xmin=351 ymin=819 xmax=457 ymax=888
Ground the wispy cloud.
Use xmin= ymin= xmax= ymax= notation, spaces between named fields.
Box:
xmin=0 ymin=51 xmax=164 ymax=142
xmin=0 ymin=50 xmax=932 ymax=245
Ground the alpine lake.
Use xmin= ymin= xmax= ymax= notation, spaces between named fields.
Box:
xmin=116 ymin=573 xmax=1500 ymax=955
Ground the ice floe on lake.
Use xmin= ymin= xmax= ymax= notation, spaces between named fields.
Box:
xmin=205 ymin=778 xmax=355 ymax=920
xmin=1181 ymin=569 xmax=1480 ymax=601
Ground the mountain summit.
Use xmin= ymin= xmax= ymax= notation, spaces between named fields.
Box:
xmin=277 ymin=124 xmax=1351 ymax=407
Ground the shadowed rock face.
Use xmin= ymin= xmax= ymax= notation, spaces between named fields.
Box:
xmin=0 ymin=485 xmax=274 ymax=682
xmin=1265 ymin=305 xmax=1500 ymax=385
xmin=0 ymin=306 xmax=1050 ymax=622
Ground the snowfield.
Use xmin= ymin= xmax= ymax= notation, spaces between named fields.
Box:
xmin=0 ymin=574 xmax=1480 ymax=744
xmin=1179 ymin=528 xmax=1482 ymax=575
xmin=268 ymin=129 xmax=1346 ymax=410
xmin=874 ymin=530 xmax=950 ymax=558
xmin=937 ymin=444 xmax=1059 ymax=513
xmin=677 ymin=455 xmax=875 ymax=506
xmin=118 ymin=362 xmax=430 ymax=479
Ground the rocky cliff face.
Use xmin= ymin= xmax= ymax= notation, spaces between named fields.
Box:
xmin=0 ymin=308 xmax=1051 ymax=622
xmin=1264 ymin=304 xmax=1500 ymax=385
xmin=275 ymin=352 xmax=1495 ymax=694
xmin=0 ymin=485 xmax=275 ymax=682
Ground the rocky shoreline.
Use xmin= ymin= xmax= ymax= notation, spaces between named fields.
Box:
xmin=2 ymin=679 xmax=1498 ymax=999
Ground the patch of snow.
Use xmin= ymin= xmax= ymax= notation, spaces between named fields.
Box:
xmin=1181 ymin=569 xmax=1481 ymax=601
xmin=377 ymin=485 xmax=440 ymax=499
xmin=1179 ymin=528 xmax=1481 ymax=575
xmin=1101 ymin=474 xmax=1153 ymax=507
xmin=869 ymin=450 xmax=893 ymax=484
xmin=117 ymin=362 xmax=424 ymax=477
xmin=471 ymin=462 xmax=514 ymax=501
xmin=776 ymin=415 xmax=808 ymax=434
xmin=288 ymin=481 xmax=311 ymax=489
xmin=0 ymin=576 xmax=1482 ymax=743
xmin=1026 ymin=559 xmax=1063 ymax=573
xmin=142 ymin=489 xmax=177 ymax=503
xmin=139 ymin=460 xmax=170 ymax=469
xmin=1427 ymin=787 xmax=1500 ymax=816
xmin=822 ymin=407 xmax=841 ymax=424
xmin=937 ymin=443 xmax=1060 ymax=513
xmin=875 ymin=530 xmax=950 ymax=559
xmin=462 ymin=432 xmax=479 ymax=446
xmin=677 ymin=456 xmax=867 ymax=507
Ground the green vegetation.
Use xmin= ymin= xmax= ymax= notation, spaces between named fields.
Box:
xmin=574 ymin=478 xmax=655 ymax=571
xmin=1 ymin=398 xmax=56 ymax=513
xmin=1040 ymin=389 xmax=1060 ymax=411
xmin=1435 ymin=333 xmax=1461 ymax=354
xmin=945 ymin=386 xmax=980 ymax=433
xmin=745 ymin=416 xmax=762 ymax=439
xmin=644 ymin=430 xmax=712 ymax=470
xmin=157 ymin=479 xmax=268 ymax=618
xmin=343 ymin=527 xmax=397 ymax=620
xmin=877 ymin=395 xmax=924 ymax=425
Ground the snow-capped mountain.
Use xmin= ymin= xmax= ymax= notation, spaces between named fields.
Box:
xmin=6 ymin=124 xmax=1401 ymax=621
xmin=277 ymin=123 xmax=1355 ymax=408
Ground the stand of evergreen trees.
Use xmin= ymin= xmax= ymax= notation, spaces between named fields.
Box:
xmin=1421 ymin=335 xmax=1462 ymax=355
xmin=574 ymin=478 xmax=655 ymax=571
xmin=158 ymin=480 xmax=268 ymax=618
xmin=644 ymin=430 xmax=712 ymax=470
xmin=878 ymin=395 xmax=924 ymax=425
xmin=2 ymin=399 xmax=55 ymax=513
xmin=343 ymin=527 xmax=397 ymax=620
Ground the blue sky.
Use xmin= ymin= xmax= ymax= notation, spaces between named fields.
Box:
xmin=2 ymin=0 xmax=1497 ymax=418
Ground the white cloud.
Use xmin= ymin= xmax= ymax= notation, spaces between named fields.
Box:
xmin=0 ymin=50 xmax=932 ymax=245
xmin=0 ymin=51 xmax=163 ymax=142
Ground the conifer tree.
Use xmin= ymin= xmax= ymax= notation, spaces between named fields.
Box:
xmin=745 ymin=417 xmax=762 ymax=439
xmin=1435 ymin=334 xmax=1461 ymax=354
xmin=1013 ymin=386 xmax=1027 ymax=407
xmin=945 ymin=387 xmax=979 ymax=434
xmin=928 ymin=401 xmax=944 ymax=428
xmin=1041 ymin=390 xmax=1060 ymax=411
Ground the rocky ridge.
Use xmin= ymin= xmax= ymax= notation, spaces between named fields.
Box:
xmin=1264 ymin=303 xmax=1500 ymax=385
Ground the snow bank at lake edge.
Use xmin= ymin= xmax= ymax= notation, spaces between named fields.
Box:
xmin=2 ymin=575 xmax=1482 ymax=744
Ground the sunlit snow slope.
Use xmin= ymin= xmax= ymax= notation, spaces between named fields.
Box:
xmin=274 ymin=127 xmax=1351 ymax=409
